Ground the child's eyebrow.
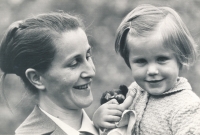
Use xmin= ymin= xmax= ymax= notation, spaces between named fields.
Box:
xmin=130 ymin=55 xmax=145 ymax=59
xmin=156 ymin=52 xmax=172 ymax=56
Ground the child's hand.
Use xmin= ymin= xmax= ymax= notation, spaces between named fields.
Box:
xmin=92 ymin=99 xmax=125 ymax=129
xmin=100 ymin=85 xmax=128 ymax=104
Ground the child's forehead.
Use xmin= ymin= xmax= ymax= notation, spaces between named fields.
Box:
xmin=127 ymin=29 xmax=163 ymax=45
xmin=127 ymin=35 xmax=175 ymax=58
xmin=126 ymin=30 xmax=175 ymax=53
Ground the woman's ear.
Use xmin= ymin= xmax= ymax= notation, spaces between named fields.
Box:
xmin=25 ymin=68 xmax=45 ymax=90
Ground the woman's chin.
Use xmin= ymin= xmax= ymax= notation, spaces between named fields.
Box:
xmin=75 ymin=95 xmax=93 ymax=108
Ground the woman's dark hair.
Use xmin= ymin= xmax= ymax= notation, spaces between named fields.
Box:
xmin=0 ymin=12 xmax=85 ymax=93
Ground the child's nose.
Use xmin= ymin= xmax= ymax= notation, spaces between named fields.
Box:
xmin=147 ymin=64 xmax=159 ymax=76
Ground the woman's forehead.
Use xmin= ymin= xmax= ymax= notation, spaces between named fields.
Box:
xmin=52 ymin=28 xmax=90 ymax=60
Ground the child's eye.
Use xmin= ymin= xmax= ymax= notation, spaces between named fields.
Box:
xmin=134 ymin=59 xmax=147 ymax=64
xmin=157 ymin=56 xmax=169 ymax=63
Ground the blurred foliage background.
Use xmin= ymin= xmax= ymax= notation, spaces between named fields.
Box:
xmin=0 ymin=0 xmax=200 ymax=134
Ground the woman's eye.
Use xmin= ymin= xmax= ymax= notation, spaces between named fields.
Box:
xmin=69 ymin=60 xmax=78 ymax=67
xmin=86 ymin=52 xmax=92 ymax=60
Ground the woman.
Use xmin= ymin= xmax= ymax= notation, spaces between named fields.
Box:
xmin=0 ymin=12 xmax=99 ymax=135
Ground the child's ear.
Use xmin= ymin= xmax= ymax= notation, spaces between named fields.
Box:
xmin=25 ymin=68 xmax=45 ymax=90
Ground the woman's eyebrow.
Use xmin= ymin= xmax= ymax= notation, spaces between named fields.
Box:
xmin=65 ymin=46 xmax=91 ymax=62
xmin=87 ymin=46 xmax=92 ymax=53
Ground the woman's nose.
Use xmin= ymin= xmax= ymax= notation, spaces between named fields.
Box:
xmin=81 ymin=60 xmax=96 ymax=78
xmin=147 ymin=64 xmax=159 ymax=76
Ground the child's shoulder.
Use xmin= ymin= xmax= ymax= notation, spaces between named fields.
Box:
xmin=162 ymin=77 xmax=199 ymax=105
xmin=164 ymin=89 xmax=200 ymax=116
xmin=170 ymin=90 xmax=200 ymax=124
xmin=175 ymin=89 xmax=200 ymax=104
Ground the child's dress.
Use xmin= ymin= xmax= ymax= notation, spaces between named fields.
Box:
xmin=128 ymin=77 xmax=200 ymax=135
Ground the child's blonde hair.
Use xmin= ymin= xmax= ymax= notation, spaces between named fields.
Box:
xmin=115 ymin=4 xmax=197 ymax=68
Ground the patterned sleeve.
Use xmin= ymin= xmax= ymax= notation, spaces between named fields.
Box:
xmin=172 ymin=100 xmax=200 ymax=135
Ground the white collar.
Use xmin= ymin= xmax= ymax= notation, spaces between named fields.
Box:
xmin=40 ymin=107 xmax=98 ymax=135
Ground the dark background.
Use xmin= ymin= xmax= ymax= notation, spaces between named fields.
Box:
xmin=0 ymin=0 xmax=200 ymax=134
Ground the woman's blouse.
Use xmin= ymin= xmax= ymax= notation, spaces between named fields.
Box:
xmin=40 ymin=108 xmax=99 ymax=135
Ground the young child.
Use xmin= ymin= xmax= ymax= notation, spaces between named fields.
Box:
xmin=93 ymin=4 xmax=200 ymax=135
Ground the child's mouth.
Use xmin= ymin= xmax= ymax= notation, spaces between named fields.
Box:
xmin=146 ymin=79 xmax=164 ymax=83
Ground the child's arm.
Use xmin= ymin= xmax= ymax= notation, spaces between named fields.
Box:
xmin=92 ymin=99 xmax=125 ymax=129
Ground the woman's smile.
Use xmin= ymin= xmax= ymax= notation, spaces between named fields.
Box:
xmin=73 ymin=82 xmax=91 ymax=90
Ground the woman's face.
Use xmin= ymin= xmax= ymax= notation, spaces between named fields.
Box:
xmin=40 ymin=28 xmax=96 ymax=110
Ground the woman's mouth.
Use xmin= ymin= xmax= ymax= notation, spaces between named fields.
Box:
xmin=73 ymin=83 xmax=90 ymax=90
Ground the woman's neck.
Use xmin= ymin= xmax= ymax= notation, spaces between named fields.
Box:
xmin=38 ymin=94 xmax=83 ymax=130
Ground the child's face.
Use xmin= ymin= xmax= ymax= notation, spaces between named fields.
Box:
xmin=127 ymin=32 xmax=180 ymax=95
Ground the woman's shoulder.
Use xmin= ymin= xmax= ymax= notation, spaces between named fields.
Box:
xmin=15 ymin=105 xmax=64 ymax=135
